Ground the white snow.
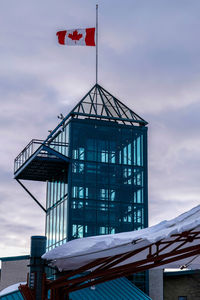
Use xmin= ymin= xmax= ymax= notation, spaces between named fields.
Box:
xmin=0 ymin=282 xmax=26 ymax=297
xmin=42 ymin=204 xmax=200 ymax=271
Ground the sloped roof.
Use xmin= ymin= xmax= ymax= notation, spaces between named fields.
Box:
xmin=70 ymin=277 xmax=151 ymax=300
xmin=0 ymin=278 xmax=151 ymax=300
xmin=43 ymin=204 xmax=200 ymax=272
xmin=70 ymin=84 xmax=148 ymax=126
xmin=0 ymin=283 xmax=24 ymax=300
xmin=0 ymin=291 xmax=23 ymax=300
xmin=44 ymin=84 xmax=148 ymax=144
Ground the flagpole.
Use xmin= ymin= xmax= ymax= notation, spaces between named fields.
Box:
xmin=96 ymin=4 xmax=98 ymax=85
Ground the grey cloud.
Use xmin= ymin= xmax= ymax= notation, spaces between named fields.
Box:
xmin=1 ymin=0 xmax=200 ymax=257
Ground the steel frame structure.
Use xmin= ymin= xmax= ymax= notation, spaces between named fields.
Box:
xmin=19 ymin=228 xmax=200 ymax=300
xmin=14 ymin=84 xmax=148 ymax=181
xmin=15 ymin=83 xmax=150 ymax=297
xmin=14 ymin=140 xmax=69 ymax=181
xmin=13 ymin=84 xmax=148 ymax=217
xmin=42 ymin=83 xmax=148 ymax=148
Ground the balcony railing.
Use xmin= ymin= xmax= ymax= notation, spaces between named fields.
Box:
xmin=14 ymin=139 xmax=69 ymax=173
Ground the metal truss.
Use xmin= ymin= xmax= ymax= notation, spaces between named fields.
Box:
xmin=71 ymin=84 xmax=148 ymax=126
xmin=14 ymin=84 xmax=146 ymax=181
xmin=19 ymin=228 xmax=200 ymax=299
xmin=43 ymin=84 xmax=148 ymax=147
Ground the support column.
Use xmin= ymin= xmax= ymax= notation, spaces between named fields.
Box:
xmin=29 ymin=236 xmax=47 ymax=300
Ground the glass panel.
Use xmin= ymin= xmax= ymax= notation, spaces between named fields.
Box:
xmin=46 ymin=120 xmax=147 ymax=249
xmin=49 ymin=210 xmax=53 ymax=246
xmin=46 ymin=182 xmax=50 ymax=209
xmin=99 ymin=189 xmax=109 ymax=200
xmin=72 ymin=162 xmax=84 ymax=174
xmin=72 ymin=224 xmax=84 ymax=239
xmin=110 ymin=189 xmax=116 ymax=201
xmin=110 ymin=151 xmax=116 ymax=163
xmin=123 ymin=167 xmax=132 ymax=185
xmin=99 ymin=226 xmax=109 ymax=235
xmin=73 ymin=148 xmax=85 ymax=160
xmin=63 ymin=200 xmax=67 ymax=239
xmin=50 ymin=183 xmax=54 ymax=207
xmin=46 ymin=214 xmax=49 ymax=248
xmin=137 ymin=136 xmax=141 ymax=166
xmin=54 ymin=182 xmax=57 ymax=205
xmin=128 ymin=143 xmax=132 ymax=165
xmin=133 ymin=140 xmax=136 ymax=165
xmin=56 ymin=204 xmax=60 ymax=244
xmin=60 ymin=202 xmax=63 ymax=241
xmin=101 ymin=150 xmax=109 ymax=163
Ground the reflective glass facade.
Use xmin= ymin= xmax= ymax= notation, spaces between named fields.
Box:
xmin=14 ymin=84 xmax=149 ymax=293
xmin=46 ymin=118 xmax=148 ymax=251
xmin=46 ymin=125 xmax=69 ymax=250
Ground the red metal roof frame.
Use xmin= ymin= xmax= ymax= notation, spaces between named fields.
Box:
xmin=19 ymin=228 xmax=200 ymax=299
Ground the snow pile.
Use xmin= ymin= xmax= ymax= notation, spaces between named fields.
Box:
xmin=0 ymin=282 xmax=26 ymax=297
xmin=42 ymin=204 xmax=200 ymax=271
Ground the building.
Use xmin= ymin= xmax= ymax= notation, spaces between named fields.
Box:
xmin=0 ymin=256 xmax=29 ymax=291
xmin=13 ymin=84 xmax=149 ymax=294
xmin=0 ymin=277 xmax=151 ymax=300
xmin=164 ymin=270 xmax=200 ymax=300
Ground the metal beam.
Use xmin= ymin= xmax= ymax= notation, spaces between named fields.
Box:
xmin=46 ymin=230 xmax=200 ymax=291
xmin=71 ymin=111 xmax=146 ymax=125
xmin=16 ymin=179 xmax=47 ymax=213
xmin=42 ymin=145 xmax=70 ymax=163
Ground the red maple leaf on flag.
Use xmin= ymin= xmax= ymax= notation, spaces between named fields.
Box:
xmin=68 ymin=30 xmax=83 ymax=41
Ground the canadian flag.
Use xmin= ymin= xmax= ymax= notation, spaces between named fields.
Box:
xmin=56 ymin=28 xmax=95 ymax=46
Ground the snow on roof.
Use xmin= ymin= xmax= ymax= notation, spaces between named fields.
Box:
xmin=0 ymin=282 xmax=26 ymax=297
xmin=42 ymin=204 xmax=200 ymax=272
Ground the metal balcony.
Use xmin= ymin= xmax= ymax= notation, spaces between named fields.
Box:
xmin=14 ymin=139 xmax=70 ymax=182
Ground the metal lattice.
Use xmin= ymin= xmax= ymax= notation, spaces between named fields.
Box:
xmin=70 ymin=84 xmax=148 ymax=126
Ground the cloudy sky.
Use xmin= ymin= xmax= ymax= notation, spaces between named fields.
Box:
xmin=0 ymin=0 xmax=200 ymax=258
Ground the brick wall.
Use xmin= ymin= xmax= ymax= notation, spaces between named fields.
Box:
xmin=164 ymin=273 xmax=200 ymax=300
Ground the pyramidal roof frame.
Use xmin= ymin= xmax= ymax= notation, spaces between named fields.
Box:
xmin=14 ymin=84 xmax=148 ymax=213
xmin=45 ymin=84 xmax=148 ymax=144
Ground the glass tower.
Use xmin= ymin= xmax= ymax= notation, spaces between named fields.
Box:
xmin=14 ymin=84 xmax=148 ymax=290
xmin=44 ymin=85 xmax=148 ymax=250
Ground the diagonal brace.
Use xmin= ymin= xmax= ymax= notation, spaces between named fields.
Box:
xmin=16 ymin=179 xmax=46 ymax=213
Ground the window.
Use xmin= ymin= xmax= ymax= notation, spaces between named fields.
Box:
xmin=123 ymin=167 xmax=132 ymax=184
xmin=99 ymin=202 xmax=109 ymax=211
xmin=178 ymin=297 xmax=187 ymax=300
xmin=134 ymin=169 xmax=143 ymax=186
xmin=73 ymin=147 xmax=85 ymax=160
xmin=123 ymin=144 xmax=132 ymax=165
xmin=110 ymin=228 xmax=115 ymax=234
xmin=101 ymin=150 xmax=109 ymax=162
xmin=134 ymin=207 xmax=143 ymax=224
xmin=110 ymin=189 xmax=115 ymax=201
xmin=72 ymin=162 xmax=84 ymax=173
xmin=72 ymin=224 xmax=85 ymax=238
xmin=100 ymin=189 xmax=109 ymax=200
xmin=137 ymin=136 xmax=141 ymax=165
xmin=110 ymin=151 xmax=116 ymax=163
xmin=72 ymin=200 xmax=83 ymax=209
xmin=123 ymin=205 xmax=132 ymax=223
xmin=137 ymin=189 xmax=143 ymax=203
xmin=72 ymin=186 xmax=88 ymax=199
xmin=99 ymin=226 xmax=109 ymax=235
